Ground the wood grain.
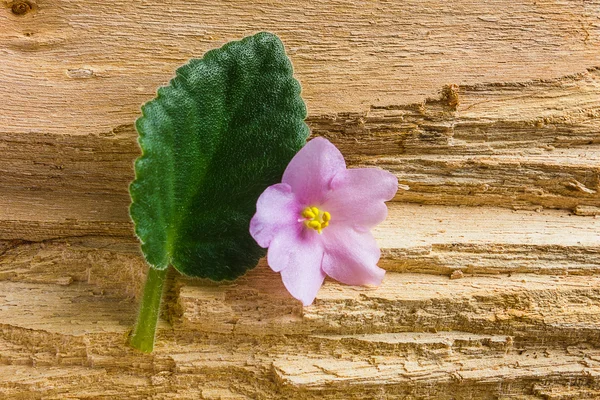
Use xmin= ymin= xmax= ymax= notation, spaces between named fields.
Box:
xmin=1 ymin=69 xmax=599 ymax=247
xmin=1 ymin=203 xmax=598 ymax=300
xmin=1 ymin=0 xmax=599 ymax=398
xmin=1 ymin=0 xmax=599 ymax=132
xmin=2 ymin=272 xmax=600 ymax=398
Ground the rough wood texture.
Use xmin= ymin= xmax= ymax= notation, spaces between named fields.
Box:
xmin=1 ymin=0 xmax=600 ymax=398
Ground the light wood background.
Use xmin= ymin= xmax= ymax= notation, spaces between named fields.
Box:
xmin=1 ymin=0 xmax=599 ymax=398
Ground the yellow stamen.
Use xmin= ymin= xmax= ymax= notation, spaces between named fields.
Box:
xmin=301 ymin=206 xmax=331 ymax=234
xmin=308 ymin=220 xmax=321 ymax=230
xmin=302 ymin=209 xmax=316 ymax=219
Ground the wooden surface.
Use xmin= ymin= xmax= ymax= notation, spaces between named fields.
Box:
xmin=1 ymin=0 xmax=600 ymax=398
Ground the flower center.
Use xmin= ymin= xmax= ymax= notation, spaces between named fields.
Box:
xmin=301 ymin=206 xmax=331 ymax=234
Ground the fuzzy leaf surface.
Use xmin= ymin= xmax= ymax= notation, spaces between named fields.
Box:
xmin=130 ymin=32 xmax=309 ymax=279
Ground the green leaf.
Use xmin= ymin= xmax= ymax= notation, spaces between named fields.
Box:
xmin=130 ymin=32 xmax=309 ymax=280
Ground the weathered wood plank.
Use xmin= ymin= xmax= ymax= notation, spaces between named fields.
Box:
xmin=176 ymin=269 xmax=600 ymax=344
xmin=374 ymin=148 xmax=600 ymax=210
xmin=1 ymin=0 xmax=599 ymax=132
xmin=1 ymin=203 xmax=597 ymax=302
xmin=1 ymin=69 xmax=599 ymax=245
xmin=1 ymin=274 xmax=600 ymax=399
xmin=1 ymin=0 xmax=600 ymax=398
xmin=377 ymin=204 xmax=600 ymax=275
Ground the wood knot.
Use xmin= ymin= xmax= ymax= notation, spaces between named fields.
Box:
xmin=67 ymin=68 xmax=95 ymax=79
xmin=9 ymin=0 xmax=35 ymax=16
xmin=441 ymin=84 xmax=460 ymax=110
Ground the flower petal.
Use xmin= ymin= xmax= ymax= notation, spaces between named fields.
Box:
xmin=267 ymin=226 xmax=326 ymax=305
xmin=280 ymin=253 xmax=326 ymax=306
xmin=323 ymin=168 xmax=398 ymax=229
xmin=266 ymin=224 xmax=317 ymax=271
xmin=250 ymin=183 xmax=301 ymax=248
xmin=321 ymin=225 xmax=385 ymax=286
xmin=282 ymin=137 xmax=346 ymax=205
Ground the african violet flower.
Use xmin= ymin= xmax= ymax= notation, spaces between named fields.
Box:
xmin=250 ymin=137 xmax=398 ymax=305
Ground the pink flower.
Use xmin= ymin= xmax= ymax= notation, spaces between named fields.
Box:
xmin=249 ymin=137 xmax=398 ymax=305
